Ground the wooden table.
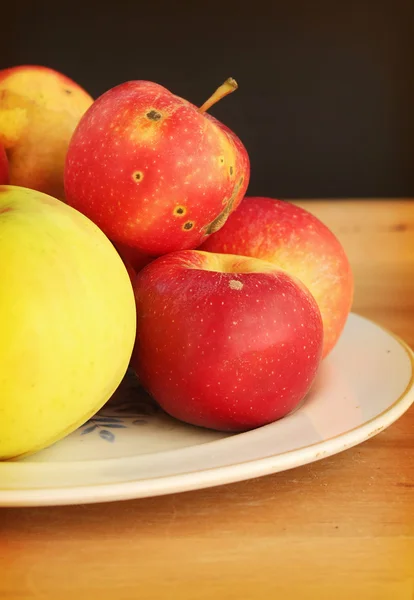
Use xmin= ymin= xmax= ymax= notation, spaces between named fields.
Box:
xmin=2 ymin=200 xmax=414 ymax=600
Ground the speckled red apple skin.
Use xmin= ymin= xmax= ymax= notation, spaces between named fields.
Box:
xmin=0 ymin=145 xmax=8 ymax=184
xmin=201 ymin=197 xmax=354 ymax=358
xmin=131 ymin=250 xmax=323 ymax=432
xmin=64 ymin=81 xmax=250 ymax=257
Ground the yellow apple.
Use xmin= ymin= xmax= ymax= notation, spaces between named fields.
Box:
xmin=0 ymin=185 xmax=136 ymax=460
xmin=0 ymin=65 xmax=93 ymax=200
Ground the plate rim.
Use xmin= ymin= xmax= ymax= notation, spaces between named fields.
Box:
xmin=1 ymin=313 xmax=413 ymax=506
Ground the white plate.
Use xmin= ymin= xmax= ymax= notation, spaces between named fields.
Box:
xmin=1 ymin=313 xmax=413 ymax=507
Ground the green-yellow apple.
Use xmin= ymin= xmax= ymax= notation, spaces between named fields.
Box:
xmin=0 ymin=185 xmax=136 ymax=460
xmin=64 ymin=78 xmax=250 ymax=258
xmin=0 ymin=65 xmax=93 ymax=200
xmin=201 ymin=197 xmax=354 ymax=357
xmin=0 ymin=144 xmax=8 ymax=184
xmin=132 ymin=250 xmax=323 ymax=432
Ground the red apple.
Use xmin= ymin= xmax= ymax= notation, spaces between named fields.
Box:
xmin=64 ymin=78 xmax=250 ymax=258
xmin=200 ymin=197 xmax=353 ymax=358
xmin=131 ymin=250 xmax=323 ymax=432
xmin=0 ymin=145 xmax=8 ymax=184
xmin=113 ymin=241 xmax=154 ymax=274
xmin=123 ymin=258 xmax=137 ymax=287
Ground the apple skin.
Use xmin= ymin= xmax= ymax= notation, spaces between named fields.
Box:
xmin=200 ymin=197 xmax=353 ymax=358
xmin=113 ymin=241 xmax=154 ymax=274
xmin=131 ymin=250 xmax=323 ymax=432
xmin=0 ymin=65 xmax=93 ymax=199
xmin=64 ymin=80 xmax=250 ymax=257
xmin=0 ymin=145 xmax=8 ymax=184
xmin=0 ymin=185 xmax=136 ymax=460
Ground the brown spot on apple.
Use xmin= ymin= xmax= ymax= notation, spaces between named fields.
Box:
xmin=229 ymin=279 xmax=243 ymax=290
xmin=132 ymin=171 xmax=144 ymax=182
xmin=219 ymin=156 xmax=225 ymax=165
xmin=174 ymin=206 xmax=186 ymax=217
xmin=229 ymin=165 xmax=234 ymax=176
xmin=64 ymin=89 xmax=73 ymax=95
xmin=204 ymin=176 xmax=244 ymax=235
xmin=183 ymin=221 xmax=194 ymax=230
xmin=146 ymin=110 xmax=162 ymax=121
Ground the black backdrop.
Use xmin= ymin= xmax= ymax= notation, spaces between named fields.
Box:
xmin=2 ymin=0 xmax=414 ymax=199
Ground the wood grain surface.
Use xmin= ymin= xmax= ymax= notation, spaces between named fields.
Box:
xmin=1 ymin=200 xmax=413 ymax=600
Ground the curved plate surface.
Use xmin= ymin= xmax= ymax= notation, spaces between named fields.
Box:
xmin=0 ymin=313 xmax=413 ymax=506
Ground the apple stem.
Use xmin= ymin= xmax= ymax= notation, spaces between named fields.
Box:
xmin=198 ymin=78 xmax=238 ymax=114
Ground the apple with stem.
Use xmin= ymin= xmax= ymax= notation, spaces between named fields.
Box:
xmin=131 ymin=250 xmax=323 ymax=432
xmin=65 ymin=78 xmax=250 ymax=258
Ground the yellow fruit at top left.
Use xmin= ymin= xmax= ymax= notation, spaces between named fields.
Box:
xmin=0 ymin=65 xmax=93 ymax=200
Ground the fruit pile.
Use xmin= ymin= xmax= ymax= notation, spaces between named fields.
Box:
xmin=0 ymin=66 xmax=353 ymax=459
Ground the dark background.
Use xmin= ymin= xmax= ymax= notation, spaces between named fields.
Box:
xmin=2 ymin=0 xmax=414 ymax=199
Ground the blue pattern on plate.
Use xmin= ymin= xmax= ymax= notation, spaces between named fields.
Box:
xmin=79 ymin=371 xmax=161 ymax=443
